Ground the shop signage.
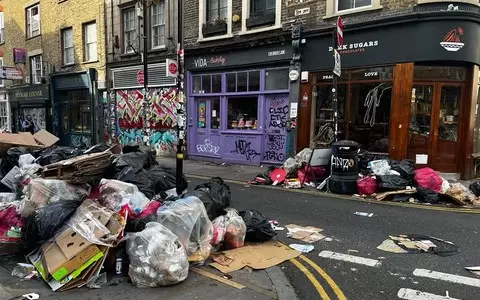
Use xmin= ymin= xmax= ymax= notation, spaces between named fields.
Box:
xmin=337 ymin=17 xmax=344 ymax=46
xmin=52 ymin=72 xmax=91 ymax=90
xmin=13 ymin=48 xmax=26 ymax=64
xmin=303 ymin=20 xmax=480 ymax=71
xmin=0 ymin=67 xmax=23 ymax=80
xmin=166 ymin=59 xmax=178 ymax=78
xmin=8 ymin=85 xmax=49 ymax=102
xmin=137 ymin=70 xmax=144 ymax=85
xmin=187 ymin=44 xmax=293 ymax=70
xmin=333 ymin=50 xmax=341 ymax=77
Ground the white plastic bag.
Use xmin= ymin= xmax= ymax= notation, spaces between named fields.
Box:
xmin=18 ymin=154 xmax=36 ymax=168
xmin=99 ymin=179 xmax=151 ymax=213
xmin=127 ymin=222 xmax=189 ymax=287
xmin=156 ymin=196 xmax=212 ymax=258
xmin=223 ymin=208 xmax=246 ymax=250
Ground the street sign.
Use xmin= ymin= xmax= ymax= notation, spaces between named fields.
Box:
xmin=333 ymin=49 xmax=341 ymax=77
xmin=336 ymin=17 xmax=344 ymax=46
xmin=0 ymin=67 xmax=23 ymax=80
xmin=166 ymin=58 xmax=178 ymax=78
xmin=136 ymin=70 xmax=144 ymax=85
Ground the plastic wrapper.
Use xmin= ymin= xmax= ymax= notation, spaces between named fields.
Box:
xmin=469 ymin=181 xmax=480 ymax=197
xmin=127 ymin=222 xmax=189 ymax=287
xmin=414 ymin=168 xmax=443 ymax=193
xmin=446 ymin=183 xmax=477 ymax=204
xmin=211 ymin=215 xmax=226 ymax=247
xmin=369 ymin=160 xmax=393 ymax=176
xmin=20 ymin=178 xmax=90 ymax=217
xmin=156 ymin=196 xmax=212 ymax=258
xmin=239 ymin=210 xmax=276 ymax=242
xmin=99 ymin=179 xmax=151 ymax=214
xmin=18 ymin=154 xmax=35 ymax=168
xmin=0 ymin=203 xmax=23 ymax=242
xmin=22 ymin=200 xmax=81 ymax=253
xmin=223 ymin=208 xmax=246 ymax=250
xmin=441 ymin=179 xmax=451 ymax=194
xmin=356 ymin=176 xmax=377 ymax=195
xmin=282 ymin=157 xmax=300 ymax=175
xmin=0 ymin=193 xmax=16 ymax=202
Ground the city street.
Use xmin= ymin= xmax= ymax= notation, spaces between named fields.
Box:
xmin=186 ymin=176 xmax=480 ymax=300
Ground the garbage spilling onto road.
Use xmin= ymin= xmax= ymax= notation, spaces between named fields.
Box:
xmin=377 ymin=234 xmax=458 ymax=256
xmin=0 ymin=131 xmax=302 ymax=292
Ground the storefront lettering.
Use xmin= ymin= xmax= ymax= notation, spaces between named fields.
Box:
xmin=193 ymin=56 xmax=227 ymax=68
xmin=231 ymin=139 xmax=260 ymax=161
xmin=329 ymin=40 xmax=379 ymax=53
xmin=15 ymin=90 xmax=43 ymax=98
xmin=268 ymin=50 xmax=286 ymax=57
xmin=364 ymin=71 xmax=378 ymax=77
xmin=322 ymin=75 xmax=333 ymax=80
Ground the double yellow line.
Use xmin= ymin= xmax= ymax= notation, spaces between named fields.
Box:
xmin=290 ymin=255 xmax=346 ymax=300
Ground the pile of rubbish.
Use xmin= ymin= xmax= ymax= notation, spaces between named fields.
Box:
xmin=356 ymin=157 xmax=480 ymax=206
xmin=0 ymin=131 xmax=298 ymax=292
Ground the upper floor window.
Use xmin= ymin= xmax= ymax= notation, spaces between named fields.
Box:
xmin=244 ymin=0 xmax=280 ymax=30
xmin=0 ymin=12 xmax=4 ymax=44
xmin=151 ymin=2 xmax=165 ymax=49
xmin=250 ymin=0 xmax=275 ymax=18
xmin=62 ymin=27 xmax=74 ymax=65
xmin=337 ymin=0 xmax=371 ymax=12
xmin=83 ymin=22 xmax=97 ymax=62
xmin=30 ymin=55 xmax=43 ymax=84
xmin=207 ymin=0 xmax=228 ymax=22
xmin=26 ymin=5 xmax=40 ymax=38
xmin=123 ymin=8 xmax=136 ymax=53
xmin=0 ymin=58 xmax=3 ymax=87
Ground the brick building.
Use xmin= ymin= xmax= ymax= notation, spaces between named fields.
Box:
xmin=183 ymin=0 xmax=480 ymax=179
xmin=0 ymin=0 xmax=106 ymax=147
xmin=104 ymin=0 xmax=179 ymax=156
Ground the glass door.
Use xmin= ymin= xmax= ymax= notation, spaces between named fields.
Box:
xmin=191 ymin=98 xmax=221 ymax=157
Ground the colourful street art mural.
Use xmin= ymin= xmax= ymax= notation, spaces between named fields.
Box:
xmin=114 ymin=87 xmax=178 ymax=156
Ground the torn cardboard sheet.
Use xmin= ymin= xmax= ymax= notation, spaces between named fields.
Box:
xmin=33 ymin=130 xmax=59 ymax=147
xmin=210 ymin=241 xmax=301 ymax=273
xmin=285 ymin=224 xmax=325 ymax=243
xmin=465 ymin=266 xmax=480 ymax=277
xmin=376 ymin=239 xmax=408 ymax=254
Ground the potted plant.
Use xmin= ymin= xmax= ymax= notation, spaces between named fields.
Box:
xmin=246 ymin=13 xmax=275 ymax=29
xmin=202 ymin=18 xmax=228 ymax=37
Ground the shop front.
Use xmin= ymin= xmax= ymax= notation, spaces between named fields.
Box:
xmin=50 ymin=69 xmax=98 ymax=147
xmin=8 ymin=84 xmax=50 ymax=134
xmin=186 ymin=44 xmax=292 ymax=166
xmin=110 ymin=62 xmax=177 ymax=156
xmin=300 ymin=17 xmax=480 ymax=179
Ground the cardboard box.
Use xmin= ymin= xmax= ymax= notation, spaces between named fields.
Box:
xmin=42 ymin=242 xmax=102 ymax=281
xmin=33 ymin=129 xmax=59 ymax=147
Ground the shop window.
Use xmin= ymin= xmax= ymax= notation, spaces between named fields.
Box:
xmin=349 ymin=82 xmax=392 ymax=153
xmin=227 ymin=97 xmax=258 ymax=130
xmin=226 ymin=71 xmax=261 ymax=92
xmin=202 ymin=75 xmax=211 ymax=93
xmin=314 ymin=85 xmax=346 ymax=141
xmin=414 ymin=66 xmax=466 ymax=81
xmin=226 ymin=73 xmax=236 ymax=92
xmin=237 ymin=72 xmax=248 ymax=92
xmin=212 ymin=74 xmax=222 ymax=93
xmin=249 ymin=71 xmax=260 ymax=91
xmin=193 ymin=76 xmax=201 ymax=93
xmin=265 ymin=68 xmax=288 ymax=90
xmin=336 ymin=0 xmax=371 ymax=12
xmin=192 ymin=74 xmax=222 ymax=94
xmin=197 ymin=101 xmax=206 ymax=128
xmin=72 ymin=101 xmax=91 ymax=133
xmin=474 ymin=84 xmax=480 ymax=154
xmin=211 ymin=98 xmax=220 ymax=129
xmin=438 ymin=86 xmax=460 ymax=142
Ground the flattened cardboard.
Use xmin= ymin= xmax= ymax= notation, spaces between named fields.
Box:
xmin=0 ymin=132 xmax=41 ymax=148
xmin=210 ymin=241 xmax=301 ymax=273
xmin=33 ymin=129 xmax=59 ymax=147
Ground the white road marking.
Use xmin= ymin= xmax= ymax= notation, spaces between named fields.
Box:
xmin=318 ymin=250 xmax=381 ymax=267
xmin=397 ymin=288 xmax=461 ymax=300
xmin=413 ymin=268 xmax=480 ymax=288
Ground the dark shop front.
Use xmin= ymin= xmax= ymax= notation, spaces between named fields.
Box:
xmin=8 ymin=84 xmax=51 ymax=134
xmin=186 ymin=44 xmax=292 ymax=166
xmin=299 ymin=17 xmax=480 ymax=179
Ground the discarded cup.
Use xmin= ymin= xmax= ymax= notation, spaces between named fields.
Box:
xmin=289 ymin=244 xmax=315 ymax=253
xmin=354 ymin=212 xmax=374 ymax=217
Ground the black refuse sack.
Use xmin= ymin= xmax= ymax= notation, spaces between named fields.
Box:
xmin=469 ymin=181 xmax=480 ymax=197
xmin=22 ymin=200 xmax=81 ymax=253
xmin=1 ymin=147 xmax=30 ymax=175
xmin=390 ymin=160 xmax=415 ymax=184
xmin=377 ymin=175 xmax=410 ymax=191
xmin=114 ymin=152 xmax=152 ymax=173
xmin=415 ymin=187 xmax=440 ymax=204
xmin=115 ymin=167 xmax=156 ymax=199
xmin=184 ymin=190 xmax=226 ymax=220
xmin=358 ymin=150 xmax=389 ymax=175
xmin=147 ymin=165 xmax=188 ymax=194
xmin=36 ymin=146 xmax=81 ymax=166
xmin=83 ymin=143 xmax=110 ymax=154
xmin=239 ymin=210 xmax=276 ymax=242
xmin=194 ymin=177 xmax=231 ymax=208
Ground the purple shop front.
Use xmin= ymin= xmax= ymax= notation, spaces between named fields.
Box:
xmin=186 ymin=67 xmax=290 ymax=166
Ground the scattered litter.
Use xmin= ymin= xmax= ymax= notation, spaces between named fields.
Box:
xmin=86 ymin=273 xmax=107 ymax=289
xmin=350 ymin=268 xmax=357 ymax=272
xmin=377 ymin=234 xmax=458 ymax=256
xmin=286 ymin=224 xmax=325 ymax=243
xmin=465 ymin=266 xmax=480 ymax=277
xmin=354 ymin=212 xmax=373 ymax=217
xmin=21 ymin=293 xmax=40 ymax=300
xmin=289 ymin=244 xmax=314 ymax=253
xmin=324 ymin=237 xmax=334 ymax=242
xmin=347 ymin=249 xmax=359 ymax=253
xmin=11 ymin=263 xmax=35 ymax=279
xmin=377 ymin=239 xmax=409 ymax=254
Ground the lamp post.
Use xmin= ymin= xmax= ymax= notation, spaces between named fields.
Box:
xmin=175 ymin=0 xmax=185 ymax=194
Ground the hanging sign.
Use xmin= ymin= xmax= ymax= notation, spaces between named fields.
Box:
xmin=333 ymin=49 xmax=341 ymax=77
xmin=0 ymin=67 xmax=23 ymax=80
xmin=166 ymin=59 xmax=178 ymax=78
xmin=337 ymin=17 xmax=344 ymax=46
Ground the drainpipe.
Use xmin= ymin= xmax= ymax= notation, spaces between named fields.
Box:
xmin=142 ymin=0 xmax=149 ymax=145
xmin=176 ymin=0 xmax=185 ymax=194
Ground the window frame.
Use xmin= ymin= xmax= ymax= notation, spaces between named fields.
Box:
xmin=61 ymin=27 xmax=74 ymax=65
xmin=0 ymin=12 xmax=4 ymax=44
xmin=250 ymin=0 xmax=276 ymax=18
xmin=30 ymin=55 xmax=43 ymax=84
xmin=206 ymin=0 xmax=228 ymax=22
xmin=150 ymin=2 xmax=166 ymax=49
xmin=26 ymin=4 xmax=41 ymax=39
xmin=83 ymin=22 xmax=97 ymax=62
xmin=335 ymin=0 xmax=372 ymax=13
xmin=0 ymin=101 xmax=9 ymax=132
xmin=241 ymin=0 xmax=281 ymax=33
xmin=199 ymin=0 xmax=233 ymax=41
xmin=0 ymin=58 xmax=3 ymax=87
xmin=122 ymin=7 xmax=137 ymax=54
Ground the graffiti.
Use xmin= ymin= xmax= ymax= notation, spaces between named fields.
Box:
xmin=231 ymin=139 xmax=260 ymax=161
xmin=196 ymin=139 xmax=220 ymax=155
xmin=19 ymin=107 xmax=46 ymax=133
xmin=266 ymin=134 xmax=285 ymax=151
xmin=268 ymin=105 xmax=289 ymax=128
xmin=118 ymin=128 xmax=177 ymax=156
xmin=264 ymin=150 xmax=285 ymax=162
xmin=331 ymin=155 xmax=355 ymax=171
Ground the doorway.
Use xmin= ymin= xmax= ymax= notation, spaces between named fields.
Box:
xmin=189 ymin=98 xmax=221 ymax=157
xmin=407 ymin=82 xmax=464 ymax=172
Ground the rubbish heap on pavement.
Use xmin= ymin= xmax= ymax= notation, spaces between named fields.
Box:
xmin=0 ymin=130 xmax=301 ymax=292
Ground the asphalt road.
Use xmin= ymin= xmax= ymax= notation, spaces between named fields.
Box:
xmin=188 ymin=177 xmax=480 ymax=300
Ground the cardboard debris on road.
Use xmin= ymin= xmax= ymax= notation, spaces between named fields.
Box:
xmin=465 ymin=266 xmax=480 ymax=277
xmin=377 ymin=234 xmax=458 ymax=256
xmin=376 ymin=239 xmax=408 ymax=253
xmin=285 ymin=224 xmax=325 ymax=243
xmin=210 ymin=241 xmax=301 ymax=273
xmin=373 ymin=188 xmax=417 ymax=201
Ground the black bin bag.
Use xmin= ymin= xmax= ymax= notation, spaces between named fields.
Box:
xmin=194 ymin=177 xmax=231 ymax=208
xmin=239 ymin=210 xmax=276 ymax=242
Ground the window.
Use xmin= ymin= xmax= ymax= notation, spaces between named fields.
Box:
xmin=265 ymin=69 xmax=289 ymax=90
xmin=83 ymin=22 xmax=97 ymax=62
xmin=192 ymin=74 xmax=222 ymax=94
xmin=226 ymin=71 xmax=261 ymax=92
xmin=336 ymin=0 xmax=372 ymax=12
xmin=26 ymin=5 xmax=40 ymax=38
xmin=250 ymin=0 xmax=275 ymax=17
xmin=0 ymin=58 xmax=3 ymax=87
xmin=62 ymin=28 xmax=74 ymax=65
xmin=0 ymin=12 xmax=4 ymax=44
xmin=0 ymin=102 xmax=8 ymax=131
xmin=123 ymin=8 xmax=136 ymax=53
xmin=227 ymin=97 xmax=258 ymax=130
xmin=151 ymin=3 xmax=165 ymax=48
xmin=207 ymin=0 xmax=228 ymax=22
xmin=30 ymin=55 xmax=43 ymax=84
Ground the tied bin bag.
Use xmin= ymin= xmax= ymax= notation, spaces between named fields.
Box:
xmin=414 ymin=168 xmax=443 ymax=193
xmin=239 ymin=210 xmax=276 ymax=242
xmin=193 ymin=177 xmax=231 ymax=220
xmin=356 ymin=176 xmax=377 ymax=195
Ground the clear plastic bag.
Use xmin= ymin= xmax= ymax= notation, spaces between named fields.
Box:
xmin=0 ymin=193 xmax=16 ymax=202
xmin=223 ymin=208 xmax=246 ymax=250
xmin=127 ymin=222 xmax=189 ymax=287
xmin=18 ymin=154 xmax=35 ymax=168
xmin=99 ymin=179 xmax=151 ymax=213
xmin=211 ymin=215 xmax=226 ymax=247
xmin=156 ymin=196 xmax=212 ymax=258
xmin=20 ymin=178 xmax=90 ymax=217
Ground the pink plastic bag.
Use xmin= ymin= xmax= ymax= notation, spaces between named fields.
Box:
xmin=414 ymin=168 xmax=443 ymax=192
xmin=356 ymin=176 xmax=377 ymax=195
xmin=297 ymin=166 xmax=327 ymax=183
